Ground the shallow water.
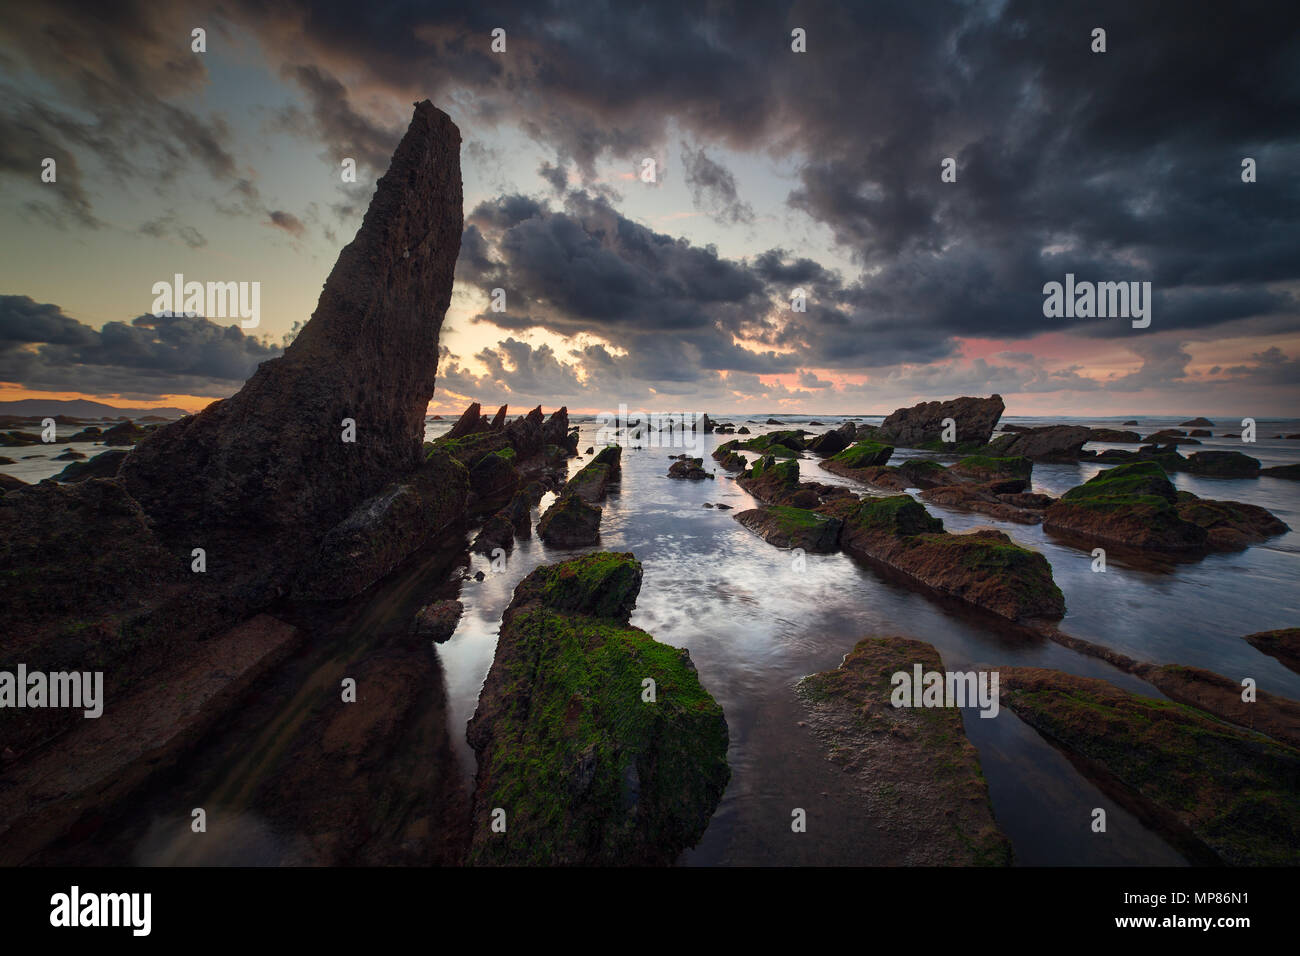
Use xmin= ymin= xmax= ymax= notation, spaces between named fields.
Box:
xmin=6 ymin=412 xmax=1297 ymax=865
xmin=424 ymin=413 xmax=1300 ymax=865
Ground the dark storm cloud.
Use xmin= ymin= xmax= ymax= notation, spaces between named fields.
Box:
xmin=213 ymin=0 xmax=1299 ymax=364
xmin=3 ymin=0 xmax=1298 ymax=394
xmin=457 ymin=190 xmax=810 ymax=388
xmin=0 ymin=295 xmax=282 ymax=399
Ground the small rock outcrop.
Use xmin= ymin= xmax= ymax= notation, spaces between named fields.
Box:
xmin=466 ymin=552 xmax=730 ymax=865
xmin=668 ymin=457 xmax=712 ymax=480
xmin=50 ymin=448 xmax=130 ymax=482
xmin=1087 ymin=428 xmax=1141 ymax=443
xmin=1182 ymin=450 xmax=1260 ymax=478
xmin=818 ymin=440 xmax=894 ymax=480
xmin=411 ymin=599 xmax=464 ymax=643
xmin=734 ymin=505 xmax=842 ymax=552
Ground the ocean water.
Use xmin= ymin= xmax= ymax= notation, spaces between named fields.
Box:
xmin=5 ymin=412 xmax=1298 ymax=865
xmin=430 ymin=413 xmax=1300 ymax=866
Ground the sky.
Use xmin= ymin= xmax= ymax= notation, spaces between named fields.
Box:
xmin=0 ymin=0 xmax=1297 ymax=417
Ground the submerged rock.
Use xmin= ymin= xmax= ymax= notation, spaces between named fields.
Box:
xmin=411 ymin=599 xmax=464 ymax=643
xmin=466 ymin=552 xmax=729 ymax=864
xmin=797 ymin=637 xmax=1011 ymax=865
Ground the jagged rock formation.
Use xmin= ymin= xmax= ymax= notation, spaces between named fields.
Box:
xmin=806 ymin=421 xmax=856 ymax=457
xmin=466 ymin=552 xmax=729 ymax=865
xmin=0 ymin=99 xmax=466 ymax=760
xmin=121 ymin=100 xmax=464 ymax=602
xmin=535 ymin=445 xmax=621 ymax=547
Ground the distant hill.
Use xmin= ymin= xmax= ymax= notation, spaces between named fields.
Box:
xmin=0 ymin=399 xmax=190 ymax=420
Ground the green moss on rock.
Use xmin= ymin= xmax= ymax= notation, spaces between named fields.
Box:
xmin=831 ymin=441 xmax=895 ymax=469
xmin=468 ymin=553 xmax=729 ymax=865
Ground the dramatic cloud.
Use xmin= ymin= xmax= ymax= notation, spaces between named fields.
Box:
xmin=0 ymin=295 xmax=282 ymax=399
xmin=1 ymin=0 xmax=1297 ymax=411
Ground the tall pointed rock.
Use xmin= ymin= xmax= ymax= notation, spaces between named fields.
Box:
xmin=122 ymin=101 xmax=463 ymax=564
